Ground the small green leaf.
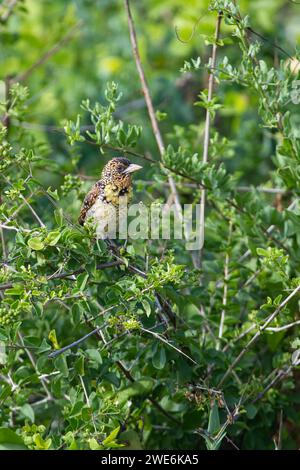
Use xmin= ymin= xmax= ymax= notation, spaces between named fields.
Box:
xmin=89 ymin=438 xmax=102 ymax=450
xmin=75 ymin=355 xmax=85 ymax=376
xmin=245 ymin=404 xmax=258 ymax=419
xmin=48 ymin=329 xmax=59 ymax=350
xmin=54 ymin=355 xmax=69 ymax=377
xmin=256 ymin=247 xmax=268 ymax=257
xmin=33 ymin=434 xmax=52 ymax=450
xmin=86 ymin=349 xmax=102 ymax=364
xmin=142 ymin=299 xmax=151 ymax=317
xmin=0 ymin=428 xmax=27 ymax=450
xmin=208 ymin=401 xmax=220 ymax=435
xmin=103 ymin=426 xmax=120 ymax=446
xmin=152 ymin=347 xmax=166 ymax=370
xmin=77 ymin=273 xmax=89 ymax=291
xmin=45 ymin=230 xmax=61 ymax=246
xmin=27 ymin=237 xmax=44 ymax=251
xmin=20 ymin=404 xmax=35 ymax=423
xmin=47 ymin=187 xmax=59 ymax=201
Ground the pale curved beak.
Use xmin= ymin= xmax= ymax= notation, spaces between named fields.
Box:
xmin=123 ymin=163 xmax=143 ymax=174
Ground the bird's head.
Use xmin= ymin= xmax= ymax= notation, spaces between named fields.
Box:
xmin=101 ymin=157 xmax=142 ymax=204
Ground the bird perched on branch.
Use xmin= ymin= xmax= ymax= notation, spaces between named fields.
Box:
xmin=79 ymin=157 xmax=142 ymax=239
xmin=79 ymin=156 xmax=177 ymax=328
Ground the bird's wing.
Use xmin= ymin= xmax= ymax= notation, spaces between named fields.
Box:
xmin=78 ymin=181 xmax=103 ymax=225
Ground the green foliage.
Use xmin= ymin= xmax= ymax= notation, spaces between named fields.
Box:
xmin=0 ymin=0 xmax=300 ymax=451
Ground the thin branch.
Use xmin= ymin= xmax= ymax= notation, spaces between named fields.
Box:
xmin=48 ymin=260 xmax=121 ymax=281
xmin=265 ymin=319 xmax=300 ymax=332
xmin=48 ymin=323 xmax=108 ymax=358
xmin=0 ymin=223 xmax=30 ymax=232
xmin=236 ymin=186 xmax=288 ymax=194
xmin=252 ymin=365 xmax=293 ymax=404
xmin=141 ymin=327 xmax=198 ymax=365
xmin=218 ymin=284 xmax=300 ymax=387
xmin=0 ymin=260 xmax=120 ymax=292
xmin=197 ymin=11 xmax=222 ymax=267
xmin=123 ymin=0 xmax=183 ymax=227
xmin=18 ymin=332 xmax=53 ymax=400
xmin=79 ymin=375 xmax=97 ymax=433
xmin=217 ymin=220 xmax=232 ymax=350
xmin=19 ymin=194 xmax=45 ymax=228
xmin=222 ymin=324 xmax=256 ymax=353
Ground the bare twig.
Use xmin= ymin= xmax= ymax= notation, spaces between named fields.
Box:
xmin=197 ymin=11 xmax=222 ymax=267
xmin=274 ymin=409 xmax=283 ymax=450
xmin=252 ymin=365 xmax=293 ymax=404
xmin=236 ymin=186 xmax=287 ymax=194
xmin=19 ymin=194 xmax=45 ymax=228
xmin=48 ymin=323 xmax=108 ymax=358
xmin=79 ymin=375 xmax=97 ymax=433
xmin=123 ymin=0 xmax=183 ymax=225
xmin=265 ymin=319 xmax=300 ymax=332
xmin=218 ymin=284 xmax=300 ymax=387
xmin=222 ymin=324 xmax=256 ymax=353
xmin=0 ymin=260 xmax=120 ymax=292
xmin=18 ymin=332 xmax=53 ymax=400
xmin=141 ymin=327 xmax=198 ymax=365
xmin=217 ymin=220 xmax=232 ymax=350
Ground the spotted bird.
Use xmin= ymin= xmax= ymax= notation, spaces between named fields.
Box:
xmin=78 ymin=157 xmax=142 ymax=239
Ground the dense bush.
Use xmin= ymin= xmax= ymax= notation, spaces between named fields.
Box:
xmin=0 ymin=0 xmax=299 ymax=450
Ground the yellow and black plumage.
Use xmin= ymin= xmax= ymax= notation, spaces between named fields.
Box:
xmin=79 ymin=157 xmax=142 ymax=238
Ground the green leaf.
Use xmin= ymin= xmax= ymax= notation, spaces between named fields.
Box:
xmin=54 ymin=355 xmax=69 ymax=377
xmin=20 ymin=404 xmax=35 ymax=423
xmin=47 ymin=187 xmax=59 ymax=201
xmin=28 ymin=237 xmax=44 ymax=251
xmin=245 ymin=404 xmax=258 ymax=419
xmin=75 ymin=355 xmax=85 ymax=376
xmin=77 ymin=273 xmax=89 ymax=291
xmin=33 ymin=434 xmax=52 ymax=450
xmin=142 ymin=299 xmax=151 ymax=317
xmin=152 ymin=347 xmax=166 ymax=370
xmin=48 ymin=329 xmax=59 ymax=350
xmin=117 ymin=378 xmax=154 ymax=404
xmin=102 ymin=425 xmax=120 ymax=446
xmin=256 ymin=247 xmax=268 ymax=257
xmin=45 ymin=230 xmax=61 ymax=246
xmin=207 ymin=401 xmax=220 ymax=435
xmin=89 ymin=438 xmax=102 ymax=450
xmin=86 ymin=349 xmax=102 ymax=364
xmin=0 ymin=428 xmax=27 ymax=450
